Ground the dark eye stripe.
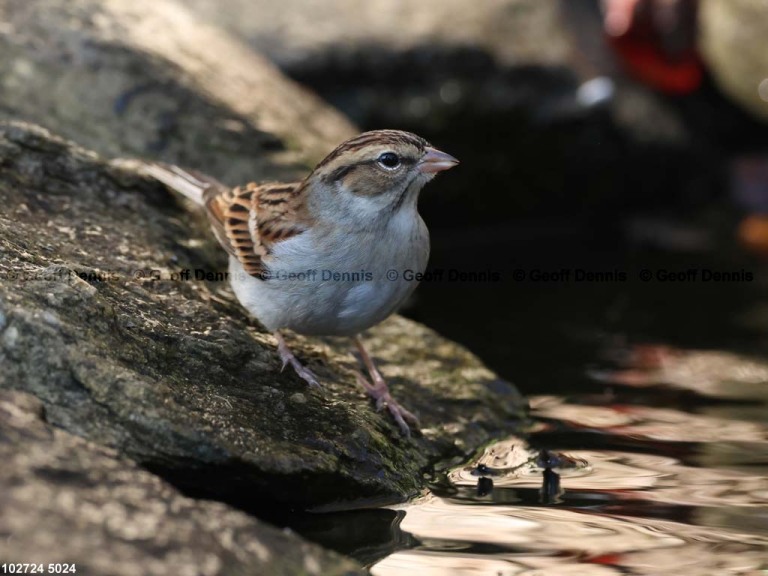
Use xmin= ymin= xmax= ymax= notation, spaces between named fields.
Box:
xmin=326 ymin=164 xmax=355 ymax=182
xmin=324 ymin=156 xmax=417 ymax=184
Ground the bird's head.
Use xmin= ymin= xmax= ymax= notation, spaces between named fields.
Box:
xmin=306 ymin=130 xmax=458 ymax=228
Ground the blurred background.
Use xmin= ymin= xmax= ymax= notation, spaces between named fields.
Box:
xmin=173 ymin=0 xmax=768 ymax=394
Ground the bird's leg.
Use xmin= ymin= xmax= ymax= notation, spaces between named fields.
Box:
xmin=354 ymin=335 xmax=420 ymax=436
xmin=274 ymin=331 xmax=320 ymax=388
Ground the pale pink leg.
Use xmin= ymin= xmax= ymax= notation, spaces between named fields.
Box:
xmin=354 ymin=335 xmax=420 ymax=436
xmin=274 ymin=332 xmax=320 ymax=388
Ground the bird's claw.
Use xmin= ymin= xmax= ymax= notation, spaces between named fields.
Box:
xmin=293 ymin=363 xmax=320 ymax=388
xmin=355 ymin=372 xmax=420 ymax=436
xmin=276 ymin=334 xmax=321 ymax=388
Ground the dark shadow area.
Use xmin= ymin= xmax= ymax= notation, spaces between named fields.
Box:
xmin=274 ymin=39 xmax=768 ymax=398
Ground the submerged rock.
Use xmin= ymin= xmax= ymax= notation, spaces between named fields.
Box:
xmin=0 ymin=390 xmax=364 ymax=575
xmin=0 ymin=122 xmax=526 ymax=510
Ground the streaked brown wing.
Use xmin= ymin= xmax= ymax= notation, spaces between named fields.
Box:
xmin=204 ymin=181 xmax=309 ymax=277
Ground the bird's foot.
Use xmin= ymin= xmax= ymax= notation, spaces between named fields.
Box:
xmin=354 ymin=335 xmax=419 ymax=436
xmin=274 ymin=332 xmax=320 ymax=388
xmin=354 ymin=372 xmax=419 ymax=436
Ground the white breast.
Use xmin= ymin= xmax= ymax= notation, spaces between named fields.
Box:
xmin=228 ymin=209 xmax=429 ymax=336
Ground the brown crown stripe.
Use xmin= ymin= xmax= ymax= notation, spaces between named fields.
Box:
xmin=315 ymin=130 xmax=429 ymax=169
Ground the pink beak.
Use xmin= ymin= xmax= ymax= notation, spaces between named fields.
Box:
xmin=418 ymin=147 xmax=459 ymax=174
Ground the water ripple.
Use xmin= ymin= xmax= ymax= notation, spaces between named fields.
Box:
xmin=370 ymin=345 xmax=768 ymax=575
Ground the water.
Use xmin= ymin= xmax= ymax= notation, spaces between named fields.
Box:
xmin=287 ymin=242 xmax=768 ymax=574
xmin=367 ymin=342 xmax=768 ymax=574
xmin=373 ymin=368 xmax=768 ymax=573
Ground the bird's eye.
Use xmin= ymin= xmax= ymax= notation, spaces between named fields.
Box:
xmin=377 ymin=152 xmax=401 ymax=169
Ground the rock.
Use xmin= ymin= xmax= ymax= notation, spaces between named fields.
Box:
xmin=0 ymin=0 xmax=357 ymax=185
xmin=0 ymin=121 xmax=526 ymax=509
xmin=0 ymin=390 xmax=364 ymax=575
xmin=699 ymin=0 xmax=768 ymax=123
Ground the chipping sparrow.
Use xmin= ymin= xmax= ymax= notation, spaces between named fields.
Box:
xmin=145 ymin=130 xmax=458 ymax=435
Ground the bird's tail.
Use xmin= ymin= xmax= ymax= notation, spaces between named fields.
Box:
xmin=142 ymin=162 xmax=226 ymax=206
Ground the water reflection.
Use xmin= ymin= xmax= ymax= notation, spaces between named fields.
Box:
xmin=596 ymin=346 xmax=768 ymax=402
xmin=370 ymin=489 xmax=768 ymax=574
xmin=374 ymin=498 xmax=767 ymax=575
xmin=369 ymin=344 xmax=768 ymax=574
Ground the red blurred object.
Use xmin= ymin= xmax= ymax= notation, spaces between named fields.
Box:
xmin=603 ymin=0 xmax=703 ymax=95
xmin=625 ymin=344 xmax=679 ymax=369
xmin=588 ymin=553 xmax=624 ymax=566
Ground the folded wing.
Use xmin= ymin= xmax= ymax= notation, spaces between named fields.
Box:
xmin=145 ymin=163 xmax=309 ymax=278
